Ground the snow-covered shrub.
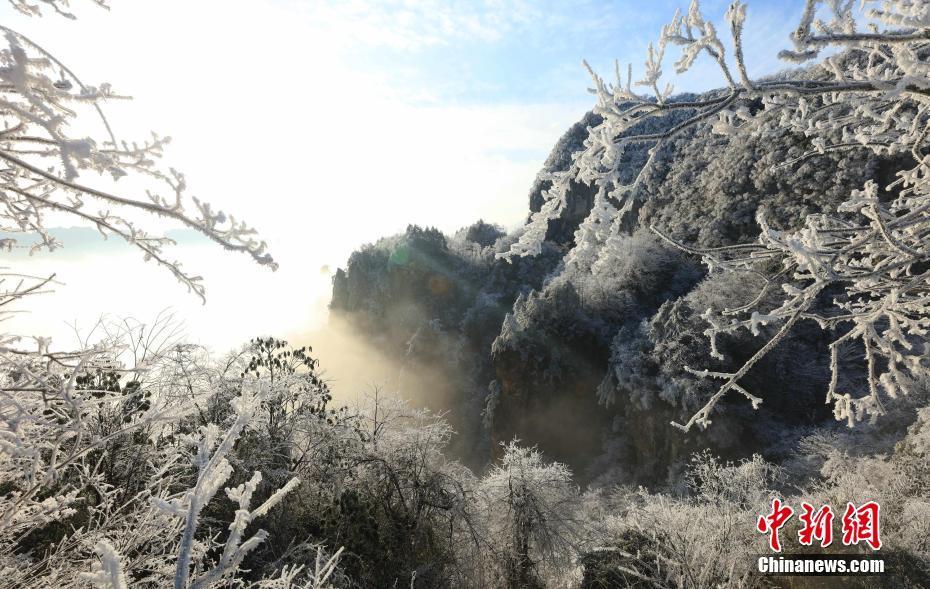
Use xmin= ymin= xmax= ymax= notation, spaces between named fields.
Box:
xmin=585 ymin=230 xmax=700 ymax=304
xmin=313 ymin=392 xmax=478 ymax=588
xmin=0 ymin=326 xmax=325 ymax=588
xmin=580 ymin=453 xmax=776 ymax=589
xmin=598 ymin=268 xmax=769 ymax=409
xmin=581 ymin=427 xmax=930 ymax=587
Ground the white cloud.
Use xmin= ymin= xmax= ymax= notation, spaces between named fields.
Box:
xmin=0 ymin=0 xmax=585 ymax=349
xmin=286 ymin=0 xmax=544 ymax=50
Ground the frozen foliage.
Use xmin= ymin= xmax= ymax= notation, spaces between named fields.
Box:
xmin=8 ymin=0 xmax=108 ymax=19
xmin=0 ymin=1 xmax=275 ymax=301
xmin=454 ymin=218 xmax=506 ymax=249
xmin=8 ymin=0 xmax=926 ymax=584
xmin=475 ymin=442 xmax=582 ymax=589
xmin=582 ymin=428 xmax=930 ymax=587
xmin=586 ymin=455 xmax=782 ymax=589
xmin=648 ymin=0 xmax=930 ymax=432
xmin=161 ymin=391 xmax=301 ymax=589
xmin=0 ymin=317 xmax=183 ymax=579
xmin=80 ymin=540 xmax=128 ymax=589
xmin=500 ymin=0 xmax=930 ymax=434
xmin=0 ymin=3 xmax=293 ymax=588
xmin=0 ymin=324 xmax=341 ymax=588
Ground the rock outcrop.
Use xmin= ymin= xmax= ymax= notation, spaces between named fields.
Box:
xmin=330 ymin=86 xmax=904 ymax=486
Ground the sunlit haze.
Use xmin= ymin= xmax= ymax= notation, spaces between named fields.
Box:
xmin=1 ymin=0 xmax=803 ymax=358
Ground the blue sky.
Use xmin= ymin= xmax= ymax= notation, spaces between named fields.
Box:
xmin=307 ymin=0 xmax=808 ymax=105
xmin=0 ymin=0 xmax=814 ymax=350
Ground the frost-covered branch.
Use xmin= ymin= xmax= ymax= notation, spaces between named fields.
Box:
xmin=0 ymin=16 xmax=276 ymax=302
xmin=80 ymin=541 xmax=128 ymax=589
xmin=8 ymin=0 xmax=109 ymax=20
xmin=149 ymin=389 xmax=301 ymax=589
xmin=505 ymin=0 xmax=930 ymax=431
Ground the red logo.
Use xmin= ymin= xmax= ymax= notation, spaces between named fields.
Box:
xmin=757 ymin=500 xmax=881 ymax=552
xmin=842 ymin=501 xmax=882 ymax=550
xmin=798 ymin=502 xmax=834 ymax=547
xmin=757 ymin=498 xmax=794 ymax=552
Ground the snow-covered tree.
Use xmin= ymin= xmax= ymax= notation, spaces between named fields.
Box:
xmin=0 ymin=2 xmax=293 ymax=586
xmin=505 ymin=0 xmax=930 ymax=432
xmin=476 ymin=442 xmax=580 ymax=588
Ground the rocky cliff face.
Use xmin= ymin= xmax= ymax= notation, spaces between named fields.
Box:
xmin=330 ymin=87 xmax=904 ymax=486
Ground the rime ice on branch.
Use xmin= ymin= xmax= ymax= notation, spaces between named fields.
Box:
xmin=0 ymin=2 xmax=276 ymax=302
xmin=503 ymin=0 xmax=930 ymax=431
